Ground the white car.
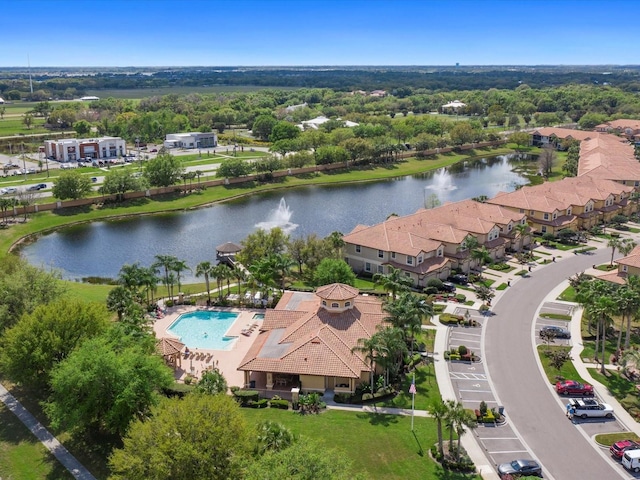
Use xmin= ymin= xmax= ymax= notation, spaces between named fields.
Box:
xmin=1 ymin=187 xmax=18 ymax=195
xmin=568 ymin=398 xmax=614 ymax=418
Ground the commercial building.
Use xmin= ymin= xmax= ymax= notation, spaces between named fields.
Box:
xmin=164 ymin=132 xmax=218 ymax=150
xmin=44 ymin=136 xmax=126 ymax=162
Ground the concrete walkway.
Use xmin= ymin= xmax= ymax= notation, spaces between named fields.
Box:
xmin=0 ymin=383 xmax=97 ymax=480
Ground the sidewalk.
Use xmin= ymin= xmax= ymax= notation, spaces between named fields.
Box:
xmin=0 ymin=383 xmax=96 ymax=480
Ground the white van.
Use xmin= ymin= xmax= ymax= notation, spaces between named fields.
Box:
xmin=622 ymin=449 xmax=640 ymax=472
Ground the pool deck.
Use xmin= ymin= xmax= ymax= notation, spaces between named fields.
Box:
xmin=152 ymin=305 xmax=264 ymax=388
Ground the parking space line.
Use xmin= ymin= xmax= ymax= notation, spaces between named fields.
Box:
xmin=488 ymin=449 xmax=530 ymax=454
xmin=480 ymin=437 xmax=520 ymax=440
xmin=458 ymin=389 xmax=493 ymax=393
xmin=451 ymin=332 xmax=482 ymax=337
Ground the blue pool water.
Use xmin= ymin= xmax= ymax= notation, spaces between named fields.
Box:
xmin=167 ymin=310 xmax=238 ymax=350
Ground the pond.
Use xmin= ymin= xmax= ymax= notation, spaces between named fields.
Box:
xmin=20 ymin=153 xmax=535 ymax=281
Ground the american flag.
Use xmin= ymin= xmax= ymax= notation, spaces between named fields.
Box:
xmin=409 ymin=381 xmax=417 ymax=395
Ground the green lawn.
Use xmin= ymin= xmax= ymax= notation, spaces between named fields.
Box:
xmin=595 ymin=432 xmax=640 ymax=446
xmin=537 ymin=345 xmax=581 ymax=383
xmin=239 ymin=408 xmax=479 ymax=480
xmin=0 ymin=117 xmax=48 ymax=136
xmin=0 ymin=402 xmax=75 ymax=480
xmin=557 ymin=286 xmax=576 ymax=302
xmin=588 ymin=368 xmax=640 ymax=420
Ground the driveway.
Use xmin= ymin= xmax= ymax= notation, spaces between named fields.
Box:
xmin=486 ymin=248 xmax=628 ymax=479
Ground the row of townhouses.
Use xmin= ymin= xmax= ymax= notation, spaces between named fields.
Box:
xmin=344 ymin=125 xmax=640 ymax=287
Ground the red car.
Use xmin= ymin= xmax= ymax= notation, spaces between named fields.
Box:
xmin=555 ymin=380 xmax=594 ymax=396
xmin=611 ymin=439 xmax=640 ymax=460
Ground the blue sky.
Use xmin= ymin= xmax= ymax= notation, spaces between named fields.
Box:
xmin=1 ymin=0 xmax=638 ymax=67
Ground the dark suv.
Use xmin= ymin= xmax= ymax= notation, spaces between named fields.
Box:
xmin=448 ymin=274 xmax=468 ymax=285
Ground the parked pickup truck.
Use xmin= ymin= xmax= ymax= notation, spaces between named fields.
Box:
xmin=568 ymin=398 xmax=614 ymax=419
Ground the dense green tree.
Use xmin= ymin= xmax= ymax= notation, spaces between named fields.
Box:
xmin=52 ymin=170 xmax=93 ymax=200
xmin=194 ymin=368 xmax=228 ymax=395
xmin=269 ymin=121 xmax=300 ymax=142
xmin=252 ymin=114 xmax=278 ymax=141
xmin=315 ymin=145 xmax=349 ymax=165
xmin=449 ymin=122 xmax=476 ymax=145
xmin=216 ymin=157 xmax=252 ymax=178
xmin=237 ymin=227 xmax=290 ymax=268
xmin=73 ymin=119 xmax=92 ymax=136
xmin=22 ymin=113 xmax=34 ymax=129
xmin=578 ymin=112 xmax=608 ymax=130
xmin=253 ymin=421 xmax=296 ymax=456
xmin=46 ymin=333 xmax=173 ymax=436
xmin=509 ymin=131 xmax=530 ymax=151
xmin=144 ymin=153 xmax=184 ymax=187
xmin=0 ymin=256 xmax=64 ymax=332
xmin=106 ymin=285 xmax=135 ymax=321
xmin=109 ymin=394 xmax=251 ymax=480
xmin=0 ymin=299 xmax=109 ymax=390
xmin=102 ymin=168 xmax=144 ymax=200
xmin=312 ymin=258 xmax=356 ymax=286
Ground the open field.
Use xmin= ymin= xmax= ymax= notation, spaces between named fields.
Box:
xmin=0 ymin=117 xmax=48 ymax=136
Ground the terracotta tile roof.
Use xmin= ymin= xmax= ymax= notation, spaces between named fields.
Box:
xmin=316 ymin=283 xmax=359 ymax=301
xmin=155 ymin=337 xmax=185 ymax=356
xmin=238 ymin=284 xmax=387 ymax=378
xmin=531 ymin=127 xmax=597 ymax=142
xmin=488 ymin=175 xmax=633 ymax=213
xmin=343 ymin=220 xmax=444 ymax=255
xmin=616 ymin=245 xmax=640 ymax=269
xmin=596 ymin=119 xmax=640 ymax=132
xmin=595 ymin=271 xmax=628 ymax=285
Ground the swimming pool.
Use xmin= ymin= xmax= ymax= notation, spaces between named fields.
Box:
xmin=167 ymin=310 xmax=238 ymax=350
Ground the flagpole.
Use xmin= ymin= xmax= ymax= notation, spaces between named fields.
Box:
xmin=411 ymin=372 xmax=415 ymax=431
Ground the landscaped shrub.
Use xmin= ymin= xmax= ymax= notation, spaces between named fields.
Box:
xmin=248 ymin=399 xmax=268 ymax=409
xmin=269 ymin=399 xmax=290 ymax=409
xmin=490 ymin=262 xmax=510 ymax=271
xmin=165 ymin=299 xmax=174 ymax=307
xmin=440 ymin=313 xmax=463 ymax=325
xmin=458 ymin=345 xmax=468 ymax=356
xmin=454 ymin=293 xmax=466 ymax=302
xmin=233 ymin=389 xmax=260 ymax=406
xmin=424 ymin=286 xmax=438 ymax=295
xmin=427 ymin=278 xmax=444 ymax=289
xmin=433 ymin=304 xmax=446 ymax=314
xmin=449 ymin=353 xmax=461 ymax=361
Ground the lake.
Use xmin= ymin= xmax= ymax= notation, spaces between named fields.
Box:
xmin=20 ymin=153 xmax=534 ymax=281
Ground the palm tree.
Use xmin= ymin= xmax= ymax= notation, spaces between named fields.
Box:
xmin=373 ymin=266 xmax=413 ymax=300
xmin=195 ymin=261 xmax=215 ymax=304
xmin=427 ymin=398 xmax=449 ymax=457
xmin=140 ymin=266 xmax=160 ymax=305
xmin=211 ymin=264 xmax=228 ymax=301
xmin=326 ymin=231 xmax=345 ymax=259
xmin=607 ymin=237 xmax=622 ymax=267
xmin=452 ymin=403 xmax=477 ymax=461
xmin=195 ymin=170 xmax=203 ymax=188
xmin=352 ymin=335 xmax=382 ymax=393
xmin=172 ymin=259 xmax=191 ymax=295
xmin=153 ymin=254 xmax=178 ymax=299
xmin=624 ymin=276 xmax=640 ymax=350
xmin=106 ymin=285 xmax=134 ymax=321
xmin=375 ymin=326 xmax=406 ymax=386
xmin=585 ymin=295 xmax=615 ymax=374
xmin=232 ymin=265 xmax=247 ymax=295
xmin=614 ymin=285 xmax=640 ymax=353
xmin=118 ymin=262 xmax=146 ymax=302
xmin=254 ymin=421 xmax=295 ymax=455
xmin=514 ymin=222 xmax=529 ymax=250
xmin=385 ymin=292 xmax=433 ymax=356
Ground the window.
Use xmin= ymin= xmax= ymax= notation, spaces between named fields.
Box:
xmin=635 ymin=181 xmax=639 ymax=187
xmin=391 ymin=252 xmax=396 ymax=259
xmin=345 ymin=301 xmax=351 ymax=307
xmin=623 ymin=265 xmax=628 ymax=272
xmin=407 ymin=256 xmax=413 ymax=265
xmin=418 ymin=255 xmax=423 ymax=264
xmin=530 ymin=210 xmax=535 ymax=216
xmin=567 ymin=208 xmax=572 ymax=215
xmin=322 ymin=300 xmax=327 ymax=306
xmin=365 ymin=262 xmax=371 ymax=272
xmin=543 ymin=213 xmax=549 ymax=220
xmin=507 ymin=224 xmax=512 ymax=231
xmin=521 ymin=219 xmax=527 ymax=225
xmin=378 ymin=250 xmax=384 ymax=258
xmin=437 ymin=248 xmax=443 ymax=257
xmin=552 ymin=213 xmax=557 ymax=220
xmin=519 ymin=209 xmax=524 ymax=213
xmin=332 ymin=303 xmax=339 ymax=308
xmin=355 ymin=245 xmax=361 ymax=253
xmin=377 ymin=265 xmax=384 ymax=273
xmin=404 ymin=272 xmax=411 ymax=278
xmin=541 ymin=226 xmax=547 ymax=233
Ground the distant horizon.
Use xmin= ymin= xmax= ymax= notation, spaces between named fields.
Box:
xmin=3 ymin=64 xmax=640 ymax=70
xmin=1 ymin=0 xmax=638 ymax=67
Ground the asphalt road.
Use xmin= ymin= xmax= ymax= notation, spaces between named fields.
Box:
xmin=486 ymin=248 xmax=626 ymax=479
